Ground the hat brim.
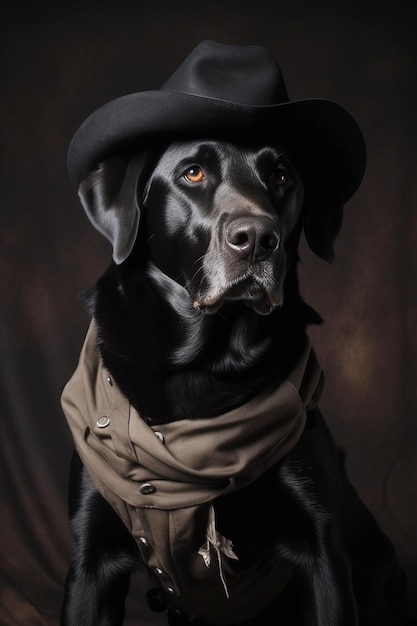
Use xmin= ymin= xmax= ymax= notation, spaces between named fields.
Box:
xmin=67 ymin=90 xmax=366 ymax=201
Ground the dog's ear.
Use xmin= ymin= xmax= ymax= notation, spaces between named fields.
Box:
xmin=78 ymin=152 xmax=150 ymax=264
xmin=302 ymin=186 xmax=344 ymax=262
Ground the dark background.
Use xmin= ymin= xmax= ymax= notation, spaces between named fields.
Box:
xmin=1 ymin=1 xmax=417 ymax=624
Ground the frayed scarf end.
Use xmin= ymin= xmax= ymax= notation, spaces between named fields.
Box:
xmin=198 ymin=504 xmax=239 ymax=598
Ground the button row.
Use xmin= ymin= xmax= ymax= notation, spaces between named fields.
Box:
xmin=138 ymin=536 xmax=179 ymax=597
xmin=154 ymin=565 xmax=177 ymax=595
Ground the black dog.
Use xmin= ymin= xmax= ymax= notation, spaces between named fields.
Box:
xmin=61 ymin=138 xmax=412 ymax=626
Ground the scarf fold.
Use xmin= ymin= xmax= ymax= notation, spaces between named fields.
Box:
xmin=62 ymin=321 xmax=323 ymax=511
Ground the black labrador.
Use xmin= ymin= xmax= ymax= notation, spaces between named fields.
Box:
xmin=61 ymin=140 xmax=412 ymax=626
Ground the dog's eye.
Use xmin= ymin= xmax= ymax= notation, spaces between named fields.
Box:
xmin=184 ymin=165 xmax=205 ymax=184
xmin=273 ymin=167 xmax=288 ymax=187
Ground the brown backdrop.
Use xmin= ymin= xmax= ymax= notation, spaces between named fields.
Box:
xmin=1 ymin=1 xmax=417 ymax=624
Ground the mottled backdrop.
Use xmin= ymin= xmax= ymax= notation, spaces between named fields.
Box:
xmin=1 ymin=1 xmax=416 ymax=624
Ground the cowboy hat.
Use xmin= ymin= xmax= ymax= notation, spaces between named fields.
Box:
xmin=67 ymin=40 xmax=366 ymax=200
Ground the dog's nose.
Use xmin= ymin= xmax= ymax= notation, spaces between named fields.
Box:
xmin=225 ymin=217 xmax=279 ymax=261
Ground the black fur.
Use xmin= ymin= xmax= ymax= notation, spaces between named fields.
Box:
xmin=62 ymin=140 xmax=413 ymax=625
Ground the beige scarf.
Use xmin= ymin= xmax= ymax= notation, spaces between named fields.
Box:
xmin=62 ymin=321 xmax=323 ymax=624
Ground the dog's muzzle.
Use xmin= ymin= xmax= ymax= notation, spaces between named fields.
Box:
xmin=192 ymin=215 xmax=285 ymax=316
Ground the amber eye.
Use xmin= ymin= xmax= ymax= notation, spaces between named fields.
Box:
xmin=273 ymin=167 xmax=288 ymax=187
xmin=184 ymin=165 xmax=205 ymax=183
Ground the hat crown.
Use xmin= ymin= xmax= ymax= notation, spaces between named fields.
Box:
xmin=162 ymin=40 xmax=289 ymax=106
xmin=68 ymin=40 xmax=365 ymax=201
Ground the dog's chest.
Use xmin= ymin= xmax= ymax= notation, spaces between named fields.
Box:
xmin=62 ymin=322 xmax=323 ymax=620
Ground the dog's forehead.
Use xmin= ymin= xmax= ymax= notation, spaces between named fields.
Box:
xmin=153 ymin=140 xmax=286 ymax=175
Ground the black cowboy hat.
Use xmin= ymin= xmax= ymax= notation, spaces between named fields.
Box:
xmin=67 ymin=40 xmax=366 ymax=200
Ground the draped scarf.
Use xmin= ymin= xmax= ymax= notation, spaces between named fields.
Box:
xmin=61 ymin=320 xmax=323 ymax=623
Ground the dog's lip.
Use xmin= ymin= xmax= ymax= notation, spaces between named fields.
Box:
xmin=192 ymin=275 xmax=282 ymax=315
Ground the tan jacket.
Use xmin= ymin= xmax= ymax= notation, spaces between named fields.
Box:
xmin=62 ymin=321 xmax=323 ymax=624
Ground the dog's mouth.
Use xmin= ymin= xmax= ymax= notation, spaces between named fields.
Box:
xmin=192 ymin=274 xmax=283 ymax=316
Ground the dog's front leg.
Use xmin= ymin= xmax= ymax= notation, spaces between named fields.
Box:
xmin=61 ymin=453 xmax=139 ymax=626
xmin=298 ymin=547 xmax=359 ymax=626
xmin=276 ymin=435 xmax=359 ymax=625
xmin=62 ymin=562 xmax=131 ymax=626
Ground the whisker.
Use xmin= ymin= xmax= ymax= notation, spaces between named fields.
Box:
xmin=192 ymin=265 xmax=204 ymax=283
xmin=192 ymin=254 xmax=206 ymax=267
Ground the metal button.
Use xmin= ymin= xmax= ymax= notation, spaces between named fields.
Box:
xmin=154 ymin=567 xmax=165 ymax=576
xmin=167 ymin=587 xmax=177 ymax=595
xmin=154 ymin=431 xmax=165 ymax=444
xmin=140 ymin=483 xmax=156 ymax=495
xmin=138 ymin=536 xmax=150 ymax=547
xmin=96 ymin=416 xmax=110 ymax=428
xmin=107 ymin=375 xmax=113 ymax=386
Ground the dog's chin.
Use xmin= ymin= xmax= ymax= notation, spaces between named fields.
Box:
xmin=193 ymin=282 xmax=283 ymax=316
